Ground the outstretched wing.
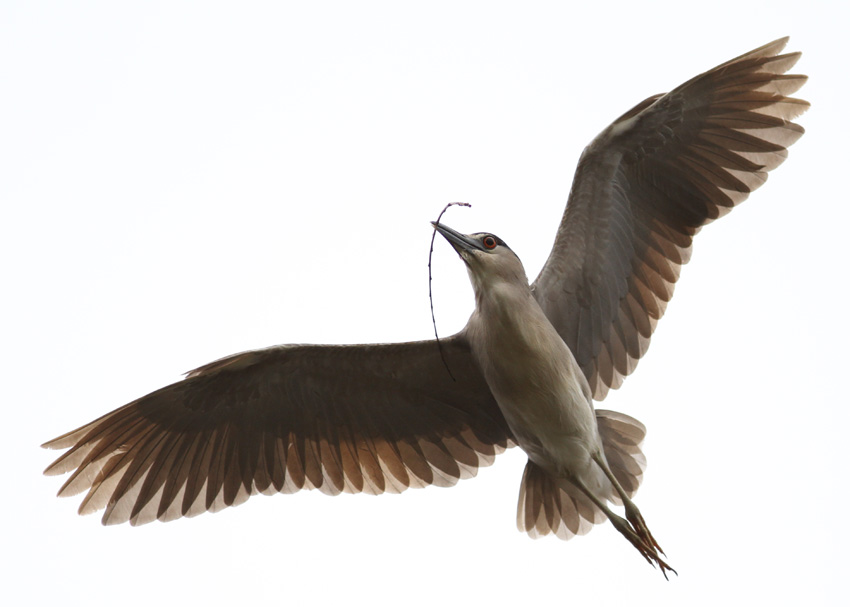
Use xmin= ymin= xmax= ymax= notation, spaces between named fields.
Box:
xmin=532 ymin=37 xmax=808 ymax=400
xmin=43 ymin=334 xmax=513 ymax=525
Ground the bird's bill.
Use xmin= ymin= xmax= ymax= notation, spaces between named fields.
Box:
xmin=431 ymin=222 xmax=484 ymax=254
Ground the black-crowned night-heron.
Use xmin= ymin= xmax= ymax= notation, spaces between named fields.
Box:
xmin=43 ymin=38 xmax=807 ymax=576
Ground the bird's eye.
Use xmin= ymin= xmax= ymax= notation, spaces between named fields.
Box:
xmin=483 ymin=236 xmax=497 ymax=250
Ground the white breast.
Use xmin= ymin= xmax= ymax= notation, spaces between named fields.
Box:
xmin=467 ymin=287 xmax=602 ymax=477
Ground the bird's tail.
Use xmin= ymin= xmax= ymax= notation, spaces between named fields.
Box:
xmin=594 ymin=409 xmax=647 ymax=505
xmin=516 ymin=459 xmax=605 ymax=540
xmin=516 ymin=409 xmax=647 ymax=540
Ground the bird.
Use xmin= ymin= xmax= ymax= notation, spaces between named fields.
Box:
xmin=432 ymin=222 xmax=672 ymax=573
xmin=43 ymin=38 xmax=807 ymax=576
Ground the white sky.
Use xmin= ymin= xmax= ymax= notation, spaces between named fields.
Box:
xmin=4 ymin=1 xmax=847 ymax=605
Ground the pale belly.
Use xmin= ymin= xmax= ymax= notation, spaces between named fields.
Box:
xmin=467 ymin=307 xmax=603 ymax=478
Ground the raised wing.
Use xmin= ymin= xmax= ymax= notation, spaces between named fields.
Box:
xmin=43 ymin=335 xmax=513 ymax=525
xmin=532 ymin=37 xmax=808 ymax=400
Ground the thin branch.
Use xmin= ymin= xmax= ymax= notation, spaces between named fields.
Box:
xmin=428 ymin=202 xmax=471 ymax=382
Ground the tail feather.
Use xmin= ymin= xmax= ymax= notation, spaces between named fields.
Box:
xmin=596 ymin=409 xmax=647 ymax=504
xmin=516 ymin=409 xmax=648 ymax=540
xmin=516 ymin=460 xmax=603 ymax=540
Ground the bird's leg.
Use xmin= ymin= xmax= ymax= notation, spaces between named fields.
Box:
xmin=591 ymin=452 xmax=667 ymax=556
xmin=623 ymin=501 xmax=662 ymax=554
xmin=570 ymin=472 xmax=676 ymax=579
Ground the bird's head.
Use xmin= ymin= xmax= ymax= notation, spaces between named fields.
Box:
xmin=432 ymin=221 xmax=529 ymax=295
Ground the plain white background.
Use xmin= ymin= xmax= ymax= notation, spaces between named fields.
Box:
xmin=4 ymin=1 xmax=847 ymax=604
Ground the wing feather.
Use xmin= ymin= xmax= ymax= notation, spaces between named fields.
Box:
xmin=532 ymin=38 xmax=808 ymax=399
xmin=43 ymin=335 xmax=513 ymax=525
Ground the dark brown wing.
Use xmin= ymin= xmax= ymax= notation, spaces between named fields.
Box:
xmin=43 ymin=334 xmax=513 ymax=525
xmin=531 ymin=37 xmax=808 ymax=400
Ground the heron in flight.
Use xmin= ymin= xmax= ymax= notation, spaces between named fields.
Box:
xmin=43 ymin=38 xmax=807 ymax=576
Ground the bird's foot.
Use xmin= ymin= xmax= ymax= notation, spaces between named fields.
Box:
xmin=609 ymin=513 xmax=677 ymax=580
xmin=625 ymin=501 xmax=665 ymax=555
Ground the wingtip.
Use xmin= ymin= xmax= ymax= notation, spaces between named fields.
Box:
xmin=41 ymin=433 xmax=67 ymax=450
xmin=756 ymin=36 xmax=790 ymax=57
xmin=713 ymin=37 xmax=795 ymax=73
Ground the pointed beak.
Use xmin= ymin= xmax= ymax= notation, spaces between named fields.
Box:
xmin=431 ymin=222 xmax=485 ymax=254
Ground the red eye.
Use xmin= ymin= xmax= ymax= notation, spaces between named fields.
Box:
xmin=483 ymin=236 xmax=497 ymax=249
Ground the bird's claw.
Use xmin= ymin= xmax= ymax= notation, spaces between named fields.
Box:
xmin=610 ymin=511 xmax=677 ymax=579
xmin=626 ymin=503 xmax=666 ymax=556
xmin=630 ymin=531 xmax=677 ymax=580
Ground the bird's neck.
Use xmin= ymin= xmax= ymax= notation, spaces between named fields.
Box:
xmin=473 ymin=280 xmax=533 ymax=324
xmin=470 ymin=281 xmax=557 ymax=354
